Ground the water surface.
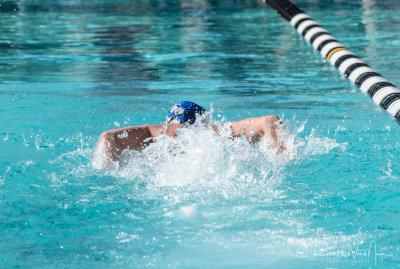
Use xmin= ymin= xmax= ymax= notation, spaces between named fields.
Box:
xmin=1 ymin=0 xmax=400 ymax=268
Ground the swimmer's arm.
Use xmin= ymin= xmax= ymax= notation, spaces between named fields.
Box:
xmin=228 ymin=115 xmax=285 ymax=153
xmin=96 ymin=123 xmax=183 ymax=165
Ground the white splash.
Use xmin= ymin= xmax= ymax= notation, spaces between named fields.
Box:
xmin=120 ymin=123 xmax=258 ymax=187
xmin=95 ymin=115 xmax=348 ymax=190
xmin=303 ymin=128 xmax=348 ymax=156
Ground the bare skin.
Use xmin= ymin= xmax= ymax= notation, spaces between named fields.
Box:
xmin=96 ymin=115 xmax=283 ymax=169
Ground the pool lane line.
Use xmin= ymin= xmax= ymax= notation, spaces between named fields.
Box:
xmin=264 ymin=0 xmax=400 ymax=122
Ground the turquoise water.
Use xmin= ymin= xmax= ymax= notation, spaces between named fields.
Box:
xmin=1 ymin=0 xmax=400 ymax=268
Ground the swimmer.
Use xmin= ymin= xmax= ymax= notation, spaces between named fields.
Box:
xmin=96 ymin=101 xmax=283 ymax=169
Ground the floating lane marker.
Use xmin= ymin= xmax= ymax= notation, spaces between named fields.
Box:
xmin=264 ymin=0 xmax=400 ymax=122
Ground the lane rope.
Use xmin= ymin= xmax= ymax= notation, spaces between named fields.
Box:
xmin=264 ymin=0 xmax=400 ymax=122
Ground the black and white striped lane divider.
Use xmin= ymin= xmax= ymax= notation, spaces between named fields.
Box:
xmin=265 ymin=0 xmax=400 ymax=122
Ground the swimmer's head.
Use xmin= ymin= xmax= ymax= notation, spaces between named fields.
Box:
xmin=166 ymin=101 xmax=205 ymax=125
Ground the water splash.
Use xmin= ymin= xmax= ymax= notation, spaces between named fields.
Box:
xmin=91 ymin=114 xmax=347 ymax=191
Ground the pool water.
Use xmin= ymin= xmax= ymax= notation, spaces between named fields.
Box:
xmin=1 ymin=0 xmax=400 ymax=268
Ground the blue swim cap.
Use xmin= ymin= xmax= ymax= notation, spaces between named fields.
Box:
xmin=166 ymin=101 xmax=205 ymax=124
